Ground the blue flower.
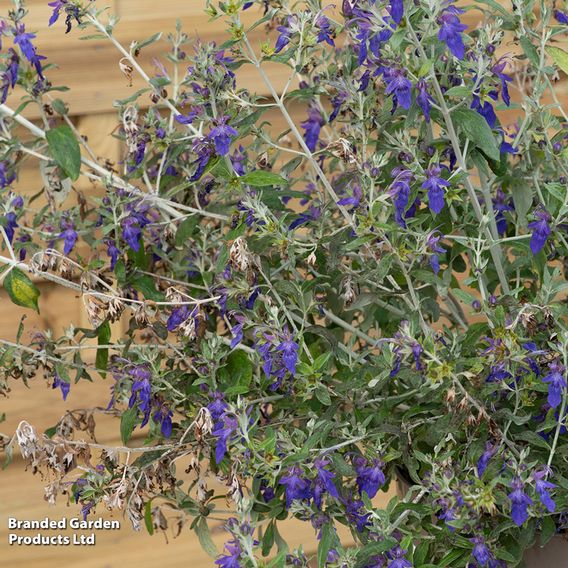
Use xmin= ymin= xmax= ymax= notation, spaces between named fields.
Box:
xmin=14 ymin=24 xmax=46 ymax=78
xmin=471 ymin=537 xmax=492 ymax=567
xmin=337 ymin=183 xmax=362 ymax=208
xmin=388 ymin=168 xmax=413 ymax=228
xmin=426 ymin=231 xmax=446 ymax=274
xmin=60 ymin=221 xmax=78 ymax=255
xmin=542 ymin=363 xmax=566 ymax=409
xmin=312 ymin=458 xmax=339 ymax=508
xmin=274 ymin=16 xmax=296 ymax=53
xmin=492 ymin=188 xmax=513 ymax=236
xmin=153 ymin=405 xmax=173 ymax=438
xmin=277 ymin=336 xmax=299 ymax=375
xmin=354 ymin=456 xmax=385 ymax=499
xmin=508 ymin=477 xmax=532 ymax=526
xmin=106 ymin=239 xmax=120 ymax=270
xmin=389 ymin=0 xmax=404 ymax=25
xmin=387 ymin=547 xmax=412 ymax=568
xmin=437 ymin=5 xmax=468 ymax=59
xmin=315 ymin=15 xmax=334 ymax=46
xmin=48 ymin=1 xmax=81 ymax=33
xmin=554 ymin=10 xmax=568 ymax=24
xmin=301 ymin=106 xmax=324 ymax=152
xmin=422 ymin=165 xmax=449 ymax=214
xmin=208 ymin=116 xmax=238 ymax=156
xmin=128 ymin=366 xmax=152 ymax=426
xmin=416 ymin=79 xmax=433 ymax=122
xmin=279 ymin=465 xmax=311 ymax=508
xmin=3 ymin=212 xmax=18 ymax=243
xmin=167 ymin=306 xmax=191 ymax=332
xmin=471 ymin=93 xmax=498 ymax=127
xmin=492 ymin=59 xmax=512 ymax=106
xmin=208 ymin=392 xmax=229 ymax=420
xmin=384 ymin=68 xmax=412 ymax=110
xmin=215 ymin=539 xmax=242 ymax=568
xmin=212 ymin=413 xmax=238 ymax=463
xmin=477 ymin=442 xmax=496 ymax=478
xmin=528 ymin=209 xmax=552 ymax=255
xmin=533 ymin=468 xmax=556 ymax=513
xmin=121 ymin=216 xmax=142 ymax=251
xmin=53 ymin=372 xmax=70 ymax=401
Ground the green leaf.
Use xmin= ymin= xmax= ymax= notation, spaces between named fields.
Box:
xmin=45 ymin=125 xmax=81 ymax=181
xmin=96 ymin=321 xmax=111 ymax=378
xmin=355 ymin=538 xmax=398 ymax=568
xmin=195 ymin=517 xmax=217 ymax=558
xmin=221 ymin=349 xmax=253 ymax=390
xmin=131 ymin=274 xmax=165 ymax=301
xmin=120 ymin=406 xmax=138 ymax=445
xmin=144 ymin=500 xmax=154 ymax=535
xmin=317 ymin=524 xmax=334 ymax=568
xmin=452 ymin=108 xmax=500 ymax=162
xmin=239 ymin=170 xmax=288 ymax=187
xmin=546 ymin=46 xmax=568 ymax=75
xmin=3 ymin=268 xmax=40 ymax=312
xmin=262 ymin=521 xmax=275 ymax=556
xmin=539 ymin=516 xmax=556 ymax=548
xmin=175 ymin=216 xmax=199 ymax=247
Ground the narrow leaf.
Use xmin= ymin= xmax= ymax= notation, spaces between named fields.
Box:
xmin=240 ymin=170 xmax=288 ymax=187
xmin=452 ymin=107 xmax=500 ymax=162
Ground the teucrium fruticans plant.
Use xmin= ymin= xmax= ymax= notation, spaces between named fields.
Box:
xmin=0 ymin=0 xmax=568 ymax=565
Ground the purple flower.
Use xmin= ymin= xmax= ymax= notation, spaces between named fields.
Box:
xmin=471 ymin=537 xmax=492 ymax=567
xmin=554 ymin=10 xmax=568 ymax=24
xmin=3 ymin=212 xmax=18 ymax=243
xmin=312 ymin=458 xmax=339 ymax=508
xmin=274 ymin=17 xmax=294 ymax=53
xmin=354 ymin=456 xmax=385 ymax=499
xmin=416 ymin=79 xmax=433 ymax=122
xmin=471 ymin=94 xmax=498 ymax=128
xmin=280 ymin=465 xmax=311 ymax=508
xmin=208 ymin=392 xmax=229 ymax=420
xmin=422 ymin=165 xmax=449 ymax=214
xmin=388 ymin=547 xmax=411 ymax=568
xmin=175 ymin=109 xmax=200 ymax=125
xmin=508 ymin=477 xmax=533 ymax=526
xmin=437 ymin=5 xmax=467 ymax=59
xmin=128 ymin=366 xmax=152 ymax=426
xmin=492 ymin=59 xmax=512 ymax=106
xmin=528 ymin=209 xmax=552 ymax=255
xmin=276 ymin=334 xmax=299 ymax=376
xmin=542 ymin=363 xmax=566 ymax=409
xmin=384 ymin=69 xmax=412 ymax=110
xmin=389 ymin=169 xmax=412 ymax=227
xmin=337 ymin=183 xmax=362 ymax=208
xmin=493 ymin=188 xmax=513 ymax=236
xmin=230 ymin=323 xmax=244 ymax=349
xmin=215 ymin=539 xmax=242 ymax=568
xmin=153 ymin=405 xmax=173 ymax=438
xmin=212 ymin=413 xmax=238 ymax=463
xmin=208 ymin=116 xmax=238 ymax=156
xmin=14 ymin=25 xmax=46 ymax=79
xmin=426 ymin=231 xmax=446 ymax=274
xmin=316 ymin=15 xmax=334 ymax=46
xmin=329 ymin=90 xmax=348 ymax=122
xmin=389 ymin=0 xmax=404 ymax=25
xmin=344 ymin=496 xmax=371 ymax=532
xmin=53 ymin=372 xmax=70 ymax=401
xmin=60 ymin=221 xmax=78 ymax=255
xmin=301 ymin=106 xmax=324 ymax=152
xmin=533 ymin=468 xmax=556 ymax=513
xmin=106 ymin=239 xmax=120 ymax=270
xmin=121 ymin=216 xmax=142 ymax=251
xmin=48 ymin=1 xmax=81 ymax=33
xmin=477 ymin=442 xmax=496 ymax=478
xmin=167 ymin=305 xmax=191 ymax=332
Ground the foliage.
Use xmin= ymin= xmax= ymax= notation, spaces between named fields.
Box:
xmin=0 ymin=0 xmax=568 ymax=566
